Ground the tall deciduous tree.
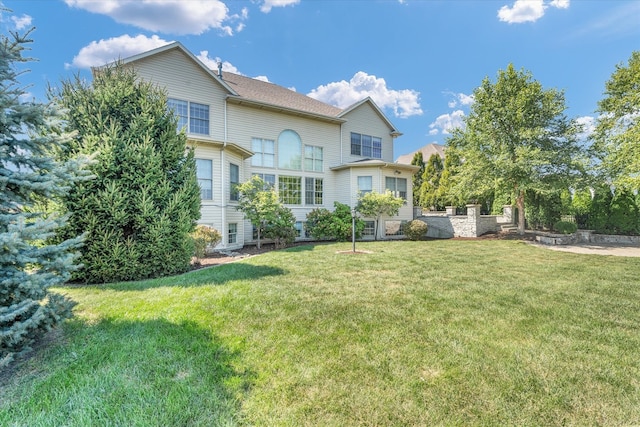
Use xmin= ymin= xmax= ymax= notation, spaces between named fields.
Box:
xmin=1 ymin=28 xmax=88 ymax=367
xmin=52 ymin=65 xmax=200 ymax=283
xmin=593 ymin=51 xmax=640 ymax=192
xmin=410 ymin=152 xmax=425 ymax=206
xmin=356 ymin=190 xmax=404 ymax=240
xmin=447 ymin=64 xmax=584 ymax=234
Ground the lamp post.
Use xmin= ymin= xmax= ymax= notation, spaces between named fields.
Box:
xmin=351 ymin=206 xmax=356 ymax=253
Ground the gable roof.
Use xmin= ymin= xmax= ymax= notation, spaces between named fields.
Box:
xmin=339 ymin=97 xmax=402 ymax=137
xmin=101 ymin=42 xmax=238 ymax=95
xmin=395 ymin=143 xmax=446 ymax=165
xmin=111 ymin=42 xmax=400 ymax=132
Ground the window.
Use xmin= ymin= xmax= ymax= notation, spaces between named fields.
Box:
xmin=167 ymin=98 xmax=209 ymax=135
xmin=357 ymin=176 xmax=372 ymax=194
xmin=294 ymin=221 xmax=305 ymax=238
xmin=278 ymin=176 xmax=302 ymax=204
xmin=228 ymin=223 xmax=237 ymax=244
xmin=278 ymin=130 xmax=302 ymax=170
xmin=363 ymin=221 xmax=375 ymax=237
xmin=385 ymin=177 xmax=407 ymax=200
xmin=167 ymin=99 xmax=187 ymax=130
xmin=196 ymin=159 xmax=212 ymax=200
xmin=253 ymin=173 xmax=276 ymax=188
xmin=230 ymin=163 xmax=239 ymax=201
xmin=304 ymin=145 xmax=323 ymax=172
xmin=251 ymin=138 xmax=275 ymax=167
xmin=351 ymin=132 xmax=382 ymax=159
xmin=305 ymin=177 xmax=323 ymax=205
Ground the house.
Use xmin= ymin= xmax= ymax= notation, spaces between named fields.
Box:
xmin=114 ymin=42 xmax=418 ymax=248
xmin=395 ymin=143 xmax=445 ymax=165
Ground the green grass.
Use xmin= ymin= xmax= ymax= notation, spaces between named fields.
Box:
xmin=2 ymin=240 xmax=640 ymax=426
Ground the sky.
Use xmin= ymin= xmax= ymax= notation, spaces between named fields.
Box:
xmin=2 ymin=0 xmax=639 ymax=160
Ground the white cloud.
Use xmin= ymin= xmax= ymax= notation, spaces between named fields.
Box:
xmin=429 ymin=110 xmax=465 ymax=135
xmin=66 ymin=34 xmax=172 ymax=69
xmin=446 ymin=92 xmax=475 ymax=108
xmin=64 ymin=0 xmax=243 ymax=35
xmin=260 ymin=0 xmax=300 ymax=13
xmin=576 ymin=115 xmax=596 ymax=141
xmin=308 ymin=71 xmax=422 ymax=118
xmin=196 ymin=51 xmax=242 ymax=74
xmin=498 ymin=0 xmax=569 ymax=24
xmin=11 ymin=14 xmax=32 ymax=30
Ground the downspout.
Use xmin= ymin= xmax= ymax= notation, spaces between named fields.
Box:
xmin=221 ymin=96 xmax=228 ymax=247
xmin=340 ymin=122 xmax=343 ymax=165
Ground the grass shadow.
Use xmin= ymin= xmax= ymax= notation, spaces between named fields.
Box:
xmin=0 ymin=317 xmax=253 ymax=426
xmin=70 ymin=262 xmax=287 ymax=292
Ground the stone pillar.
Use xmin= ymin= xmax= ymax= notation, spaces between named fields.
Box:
xmin=445 ymin=206 xmax=456 ymax=216
xmin=413 ymin=206 xmax=423 ymax=219
xmin=466 ymin=204 xmax=481 ymax=237
xmin=502 ymin=205 xmax=513 ymax=223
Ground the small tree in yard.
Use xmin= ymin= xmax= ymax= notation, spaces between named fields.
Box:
xmin=237 ymin=175 xmax=296 ymax=249
xmin=356 ymin=190 xmax=404 ymax=240
xmin=1 ymin=28 xmax=88 ymax=367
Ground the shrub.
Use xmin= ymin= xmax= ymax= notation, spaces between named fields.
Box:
xmin=553 ymin=220 xmax=577 ymax=234
xmin=402 ymin=220 xmax=429 ymax=240
xmin=264 ymin=205 xmax=297 ymax=248
xmin=192 ymin=225 xmax=222 ymax=262
xmin=305 ymin=202 xmax=364 ymax=241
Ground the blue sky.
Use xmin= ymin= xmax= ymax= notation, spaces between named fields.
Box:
xmin=3 ymin=0 xmax=639 ymax=160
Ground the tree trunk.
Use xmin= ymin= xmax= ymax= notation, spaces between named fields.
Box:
xmin=516 ymin=190 xmax=526 ymax=235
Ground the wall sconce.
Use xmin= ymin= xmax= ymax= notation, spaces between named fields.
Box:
xmin=394 ymin=170 xmax=402 ymax=175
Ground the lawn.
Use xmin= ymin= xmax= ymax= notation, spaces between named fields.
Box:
xmin=1 ymin=240 xmax=640 ymax=426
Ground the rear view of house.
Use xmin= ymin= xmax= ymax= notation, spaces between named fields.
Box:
xmin=114 ymin=42 xmax=417 ymax=248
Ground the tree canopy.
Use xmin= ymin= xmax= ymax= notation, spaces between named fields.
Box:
xmin=447 ymin=64 xmax=584 ymax=234
xmin=593 ymin=50 xmax=640 ymax=192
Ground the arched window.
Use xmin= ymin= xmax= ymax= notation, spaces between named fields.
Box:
xmin=278 ymin=130 xmax=302 ymax=170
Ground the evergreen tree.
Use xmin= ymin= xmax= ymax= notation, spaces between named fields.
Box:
xmin=410 ymin=152 xmax=425 ymax=206
xmin=1 ymin=29 xmax=87 ymax=367
xmin=419 ymin=153 xmax=444 ymax=210
xmin=51 ymin=65 xmax=200 ymax=283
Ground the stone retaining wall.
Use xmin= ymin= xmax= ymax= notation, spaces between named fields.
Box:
xmin=416 ymin=205 xmax=514 ymax=238
xmin=537 ymin=230 xmax=640 ymax=246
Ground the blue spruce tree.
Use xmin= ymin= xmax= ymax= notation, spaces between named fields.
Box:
xmin=0 ymin=29 xmax=88 ymax=367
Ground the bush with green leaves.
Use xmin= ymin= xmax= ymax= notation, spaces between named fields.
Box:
xmin=264 ymin=204 xmax=298 ymax=249
xmin=52 ymin=64 xmax=200 ymax=283
xmin=553 ymin=221 xmax=577 ymax=234
xmin=525 ymin=191 xmax=563 ymax=230
xmin=402 ymin=220 xmax=429 ymax=240
xmin=1 ymin=28 xmax=88 ymax=367
xmin=305 ymin=202 xmax=364 ymax=241
xmin=191 ymin=225 xmax=222 ymax=263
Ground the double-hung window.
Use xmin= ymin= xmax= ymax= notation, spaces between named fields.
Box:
xmin=305 ymin=177 xmax=323 ymax=205
xmin=196 ymin=159 xmax=212 ymax=200
xmin=304 ymin=145 xmax=323 ymax=172
xmin=351 ymin=133 xmax=382 ymax=159
xmin=228 ymin=223 xmax=237 ymax=244
xmin=357 ymin=176 xmax=372 ymax=194
xmin=385 ymin=177 xmax=407 ymax=201
xmin=230 ymin=163 xmax=239 ymax=201
xmin=167 ymin=98 xmax=209 ymax=135
xmin=251 ymin=138 xmax=275 ymax=167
